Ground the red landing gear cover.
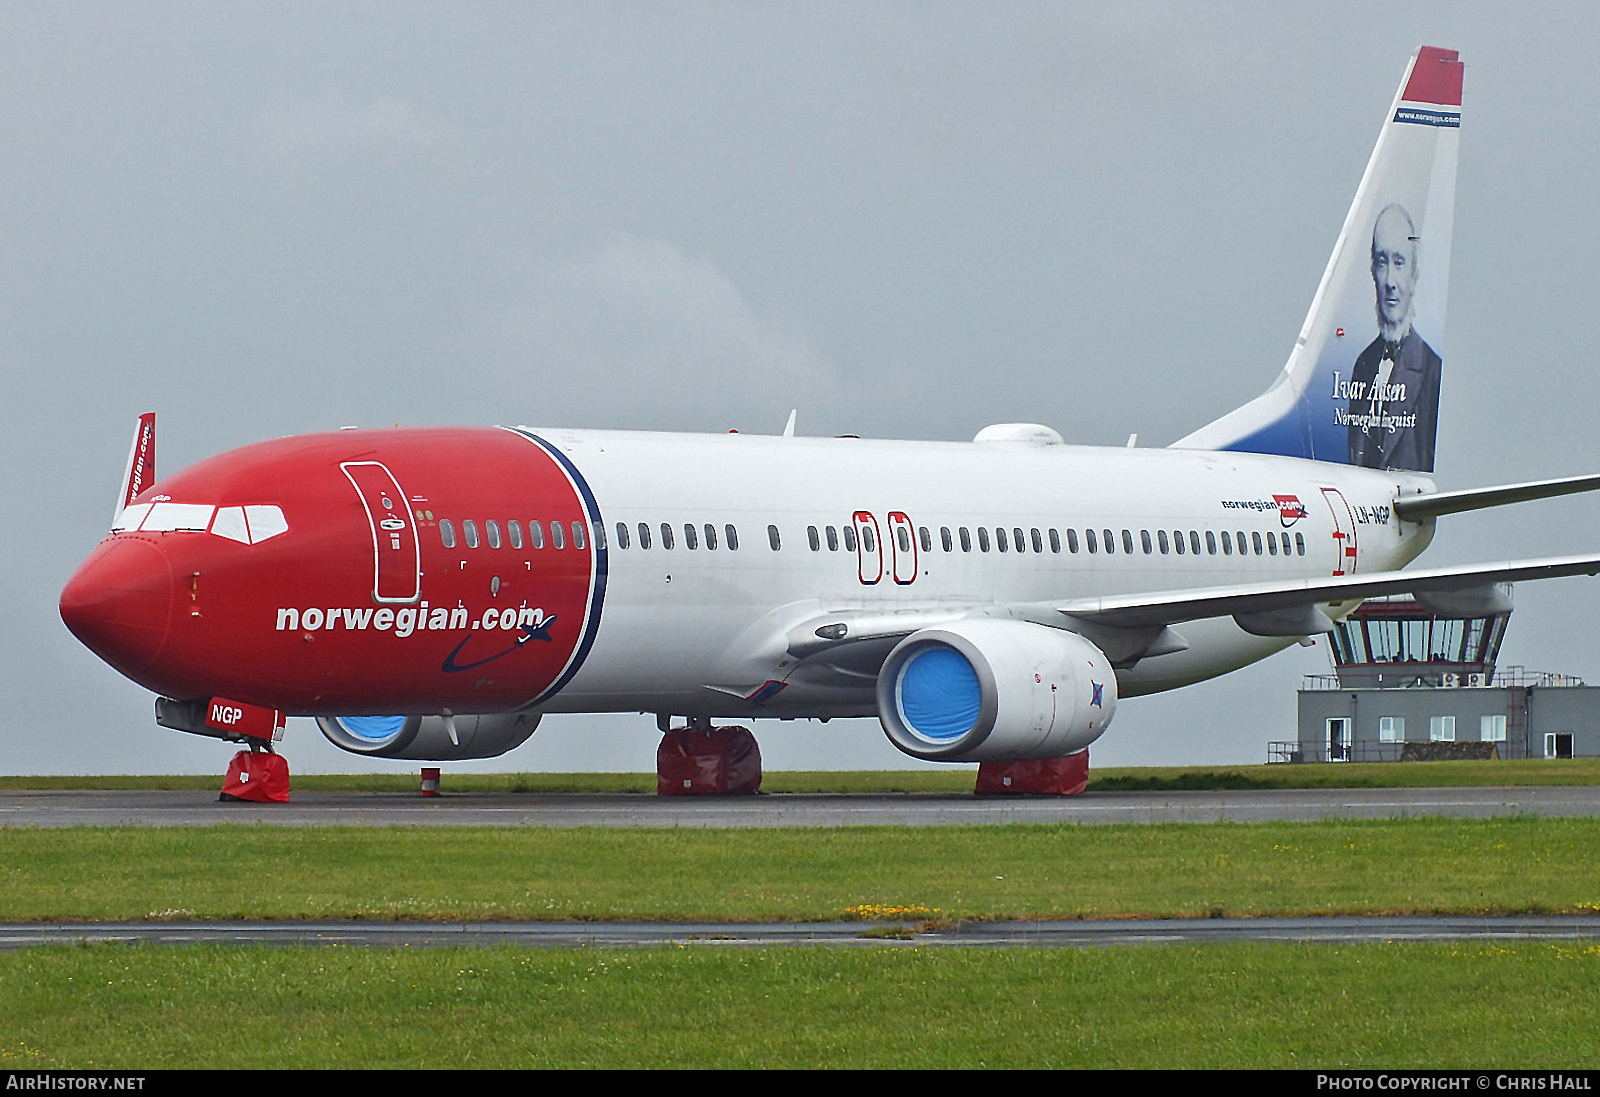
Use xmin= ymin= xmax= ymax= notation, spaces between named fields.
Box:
xmin=220 ymin=750 xmax=291 ymax=803
xmin=656 ymin=727 xmax=763 ymax=795
xmin=975 ymin=751 xmax=1088 ymax=796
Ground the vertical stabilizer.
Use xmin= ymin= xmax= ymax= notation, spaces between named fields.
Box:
xmin=113 ymin=412 xmax=157 ymax=527
xmin=1174 ymin=46 xmax=1462 ymax=473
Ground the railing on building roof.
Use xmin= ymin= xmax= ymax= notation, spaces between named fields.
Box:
xmin=1300 ymin=665 xmax=1585 ymax=691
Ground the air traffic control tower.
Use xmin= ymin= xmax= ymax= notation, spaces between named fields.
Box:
xmin=1283 ymin=590 xmax=1598 ymax=762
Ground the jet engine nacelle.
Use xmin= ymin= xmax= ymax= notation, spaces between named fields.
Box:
xmin=315 ymin=711 xmax=541 ymax=760
xmin=876 ymin=620 xmax=1117 ymax=762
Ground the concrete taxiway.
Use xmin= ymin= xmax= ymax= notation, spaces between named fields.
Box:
xmin=1 ymin=916 xmax=1597 ymax=950
xmin=0 ymin=785 xmax=1596 ymax=826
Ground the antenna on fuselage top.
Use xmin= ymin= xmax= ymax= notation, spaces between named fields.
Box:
xmin=782 ymin=409 xmax=797 ymax=438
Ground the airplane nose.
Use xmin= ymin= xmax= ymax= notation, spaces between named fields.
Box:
xmin=59 ymin=536 xmax=176 ymax=679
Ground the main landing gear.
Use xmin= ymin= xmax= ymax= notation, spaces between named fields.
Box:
xmin=655 ymin=715 xmax=763 ymax=795
xmin=975 ymin=752 xmax=1090 ymax=796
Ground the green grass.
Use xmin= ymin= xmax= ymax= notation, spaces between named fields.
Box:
xmin=2 ymin=941 xmax=1598 ymax=1068
xmin=5 ymin=817 xmax=1600 ymax=922
xmin=3 ymin=757 xmax=1599 ymax=792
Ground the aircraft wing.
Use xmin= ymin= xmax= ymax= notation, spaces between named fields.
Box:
xmin=788 ymin=553 xmax=1600 ymax=675
xmin=1053 ymin=553 xmax=1600 ymax=633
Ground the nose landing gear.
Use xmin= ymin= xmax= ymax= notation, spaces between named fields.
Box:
xmin=151 ymin=695 xmax=292 ymax=802
xmin=219 ymin=739 xmax=291 ymax=803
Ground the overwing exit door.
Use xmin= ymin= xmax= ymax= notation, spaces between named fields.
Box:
xmin=853 ymin=511 xmax=882 ymax=585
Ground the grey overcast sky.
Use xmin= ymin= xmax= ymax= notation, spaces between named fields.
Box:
xmin=5 ymin=3 xmax=1599 ymax=774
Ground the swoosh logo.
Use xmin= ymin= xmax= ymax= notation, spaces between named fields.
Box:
xmin=440 ymin=615 xmax=558 ymax=673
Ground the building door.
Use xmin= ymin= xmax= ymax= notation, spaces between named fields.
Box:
xmin=1545 ymin=732 xmax=1574 ymax=759
xmin=1326 ymin=717 xmax=1352 ymax=762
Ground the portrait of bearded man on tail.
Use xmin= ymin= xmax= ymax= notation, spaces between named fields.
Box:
xmin=1346 ymin=202 xmax=1442 ymax=472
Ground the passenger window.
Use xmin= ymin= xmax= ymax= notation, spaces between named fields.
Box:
xmin=1011 ymin=528 xmax=1024 ymax=553
xmin=959 ymin=527 xmax=971 ymax=552
xmin=1086 ymin=529 xmax=1097 ymax=554
xmin=979 ymin=527 xmax=991 ymax=552
xmin=1237 ymin=531 xmax=1248 ymax=555
xmin=593 ymin=523 xmax=606 ymax=550
xmin=897 ymin=527 xmax=911 ymax=553
xmin=1296 ymin=532 xmax=1305 ymax=555
xmin=919 ymin=526 xmax=932 ymax=553
xmin=1102 ymin=529 xmax=1114 ymax=555
xmin=1141 ymin=530 xmax=1152 ymax=554
xmin=508 ymin=521 xmax=523 ymax=550
xmin=1253 ymin=531 xmax=1264 ymax=555
xmin=463 ymin=520 xmax=479 ymax=549
xmin=862 ymin=527 xmax=875 ymax=552
xmin=808 ymin=525 xmax=821 ymax=551
xmin=1049 ymin=529 xmax=1061 ymax=553
xmin=485 ymin=520 xmax=500 ymax=549
xmin=552 ymin=522 xmax=566 ymax=550
xmin=844 ymin=526 xmax=858 ymax=552
xmin=1205 ymin=531 xmax=1216 ymax=555
xmin=440 ymin=519 xmax=456 ymax=549
xmin=704 ymin=524 xmax=717 ymax=550
xmin=638 ymin=522 xmax=651 ymax=550
xmin=1282 ymin=532 xmax=1292 ymax=556
xmin=941 ymin=527 xmax=954 ymax=553
xmin=1031 ymin=528 xmax=1043 ymax=554
xmin=1066 ymin=528 xmax=1079 ymax=553
xmin=1173 ymin=530 xmax=1184 ymax=555
xmin=616 ymin=522 xmax=631 ymax=550
xmin=1189 ymin=531 xmax=1201 ymax=555
xmin=1122 ymin=530 xmax=1134 ymax=554
xmin=1158 ymin=529 xmax=1169 ymax=554
xmin=660 ymin=523 xmax=673 ymax=550
xmin=573 ymin=522 xmax=586 ymax=550
xmin=683 ymin=523 xmax=697 ymax=550
xmin=726 ymin=525 xmax=739 ymax=551
xmin=993 ymin=527 xmax=1007 ymax=553
xmin=530 ymin=521 xmax=545 ymax=550
xmin=1221 ymin=531 xmax=1233 ymax=555
xmin=1267 ymin=531 xmax=1278 ymax=555
xmin=768 ymin=524 xmax=781 ymax=551
xmin=826 ymin=525 xmax=840 ymax=552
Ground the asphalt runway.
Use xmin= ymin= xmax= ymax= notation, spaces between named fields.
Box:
xmin=2 ymin=915 xmax=1597 ymax=950
xmin=0 ymin=785 xmax=1596 ymax=827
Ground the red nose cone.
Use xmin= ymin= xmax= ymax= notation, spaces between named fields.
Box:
xmin=59 ymin=536 xmax=175 ymax=682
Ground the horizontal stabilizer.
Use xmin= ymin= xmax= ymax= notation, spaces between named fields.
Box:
xmin=1394 ymin=473 xmax=1600 ymax=521
xmin=1054 ymin=554 xmax=1600 ymax=631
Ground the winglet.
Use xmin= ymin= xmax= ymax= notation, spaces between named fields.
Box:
xmin=113 ymin=413 xmax=156 ymax=527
